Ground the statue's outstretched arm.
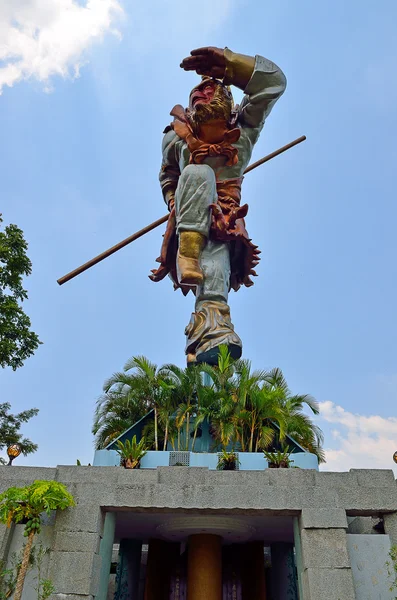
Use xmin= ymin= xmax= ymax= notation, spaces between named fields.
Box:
xmin=181 ymin=46 xmax=287 ymax=130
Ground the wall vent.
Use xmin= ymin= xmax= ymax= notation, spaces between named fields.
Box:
xmin=169 ymin=451 xmax=190 ymax=466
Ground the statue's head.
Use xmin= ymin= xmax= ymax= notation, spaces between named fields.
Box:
xmin=187 ymin=76 xmax=234 ymax=127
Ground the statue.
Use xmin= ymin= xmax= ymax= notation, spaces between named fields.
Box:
xmin=149 ymin=47 xmax=287 ymax=365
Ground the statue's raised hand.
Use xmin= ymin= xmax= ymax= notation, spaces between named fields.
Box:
xmin=180 ymin=47 xmax=226 ymax=79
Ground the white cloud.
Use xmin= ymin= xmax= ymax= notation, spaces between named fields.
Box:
xmin=318 ymin=401 xmax=397 ymax=475
xmin=0 ymin=0 xmax=123 ymax=94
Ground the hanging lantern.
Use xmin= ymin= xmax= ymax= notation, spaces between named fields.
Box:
xmin=7 ymin=444 xmax=22 ymax=466
xmin=393 ymin=451 xmax=397 ymax=464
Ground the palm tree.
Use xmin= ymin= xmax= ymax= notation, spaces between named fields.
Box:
xmin=92 ymin=347 xmax=325 ymax=462
xmin=263 ymin=368 xmax=325 ymax=462
xmin=103 ymin=356 xmax=172 ymax=451
xmin=92 ymin=390 xmax=147 ymax=449
xmin=160 ymin=364 xmax=202 ymax=451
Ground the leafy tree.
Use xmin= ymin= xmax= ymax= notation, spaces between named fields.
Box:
xmin=0 ymin=403 xmax=38 ymax=464
xmin=0 ymin=216 xmax=42 ymax=370
xmin=0 ymin=481 xmax=75 ymax=600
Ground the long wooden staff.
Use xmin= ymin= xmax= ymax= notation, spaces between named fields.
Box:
xmin=57 ymin=135 xmax=306 ymax=285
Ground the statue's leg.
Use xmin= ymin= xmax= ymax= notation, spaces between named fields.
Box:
xmin=175 ymin=164 xmax=216 ymax=286
xmin=185 ymin=240 xmax=243 ymax=365
xmin=175 ymin=164 xmax=242 ymax=365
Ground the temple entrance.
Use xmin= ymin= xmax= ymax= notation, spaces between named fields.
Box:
xmin=109 ymin=510 xmax=299 ymax=600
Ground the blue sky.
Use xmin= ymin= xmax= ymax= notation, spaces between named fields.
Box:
xmin=1 ymin=0 xmax=397 ymax=472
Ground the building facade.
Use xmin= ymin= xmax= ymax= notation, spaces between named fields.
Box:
xmin=1 ymin=464 xmax=397 ymax=600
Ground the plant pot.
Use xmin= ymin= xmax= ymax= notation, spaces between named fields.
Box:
xmin=123 ymin=459 xmax=140 ymax=469
xmin=221 ymin=462 xmax=236 ymax=471
xmin=268 ymin=462 xmax=278 ymax=468
xmin=279 ymin=460 xmax=290 ymax=469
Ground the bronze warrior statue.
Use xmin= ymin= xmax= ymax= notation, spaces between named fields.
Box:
xmin=150 ymin=46 xmax=286 ymax=365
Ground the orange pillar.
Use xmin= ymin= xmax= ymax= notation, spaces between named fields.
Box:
xmin=241 ymin=541 xmax=267 ymax=600
xmin=187 ymin=534 xmax=222 ymax=600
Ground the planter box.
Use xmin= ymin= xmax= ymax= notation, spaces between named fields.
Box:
xmin=93 ymin=449 xmax=319 ymax=470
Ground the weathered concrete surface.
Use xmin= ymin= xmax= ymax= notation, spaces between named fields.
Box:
xmin=300 ymin=529 xmax=351 ymax=569
xmin=5 ymin=524 xmax=54 ymax=600
xmin=301 ymin=508 xmax=348 ymax=530
xmin=48 ymin=551 xmax=102 ymax=595
xmin=347 ymin=534 xmax=396 ymax=599
xmin=0 ymin=465 xmax=395 ymax=600
xmin=299 ymin=525 xmax=356 ymax=599
xmin=301 ymin=567 xmax=356 ymax=600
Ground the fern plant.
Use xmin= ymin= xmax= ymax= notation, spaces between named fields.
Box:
xmin=216 ymin=449 xmax=240 ymax=471
xmin=116 ymin=435 xmax=148 ymax=469
xmin=263 ymin=448 xmax=292 ymax=468
xmin=0 ymin=481 xmax=74 ymax=600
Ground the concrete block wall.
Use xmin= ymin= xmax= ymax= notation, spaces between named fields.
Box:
xmin=298 ymin=509 xmax=356 ymax=600
xmin=0 ymin=465 xmax=396 ymax=600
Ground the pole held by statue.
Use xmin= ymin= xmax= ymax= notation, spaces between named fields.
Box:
xmin=57 ymin=135 xmax=306 ymax=286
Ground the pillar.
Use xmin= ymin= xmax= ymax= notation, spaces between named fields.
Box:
xmin=115 ymin=539 xmax=142 ymax=600
xmin=97 ymin=512 xmax=116 ymax=600
xmin=240 ymin=541 xmax=267 ymax=600
xmin=187 ymin=534 xmax=222 ymax=600
xmin=270 ymin=543 xmax=298 ymax=600
xmin=298 ymin=509 xmax=355 ymax=600
xmin=144 ymin=539 xmax=179 ymax=600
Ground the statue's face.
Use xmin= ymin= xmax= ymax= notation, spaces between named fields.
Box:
xmin=188 ymin=80 xmax=233 ymax=127
xmin=189 ymin=81 xmax=217 ymax=109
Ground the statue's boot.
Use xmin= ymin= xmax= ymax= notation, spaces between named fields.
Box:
xmin=185 ymin=300 xmax=243 ymax=365
xmin=177 ymin=231 xmax=206 ymax=286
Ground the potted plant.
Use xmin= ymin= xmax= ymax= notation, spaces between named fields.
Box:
xmin=116 ymin=435 xmax=147 ymax=469
xmin=263 ymin=448 xmax=292 ymax=468
xmin=0 ymin=481 xmax=74 ymax=600
xmin=216 ymin=449 xmax=240 ymax=471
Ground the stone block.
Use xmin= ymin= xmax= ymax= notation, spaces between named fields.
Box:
xmin=350 ymin=468 xmax=396 ymax=487
xmin=314 ymin=471 xmax=358 ymax=488
xmin=336 ymin=486 xmax=397 ymax=513
xmin=384 ymin=512 xmax=397 ymax=545
xmin=301 ymin=567 xmax=355 ymax=600
xmin=300 ymin=529 xmax=351 ymax=569
xmin=0 ymin=466 xmax=57 ymax=491
xmin=49 ymin=552 xmax=101 ymax=596
xmin=54 ymin=504 xmax=103 ymax=535
xmin=56 ymin=466 xmax=120 ymax=484
xmin=54 ymin=531 xmax=101 ymax=554
xmin=267 ymin=468 xmax=316 ymax=487
xmin=301 ymin=508 xmax=348 ymax=530
xmin=207 ymin=470 xmax=271 ymax=486
xmin=69 ymin=483 xmax=116 ymax=507
xmin=117 ymin=468 xmax=158 ymax=484
xmin=157 ymin=466 xmax=208 ymax=485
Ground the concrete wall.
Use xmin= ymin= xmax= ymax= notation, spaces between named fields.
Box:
xmin=4 ymin=524 xmax=55 ymax=600
xmin=0 ymin=466 xmax=396 ymax=600
xmin=347 ymin=534 xmax=396 ymax=600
